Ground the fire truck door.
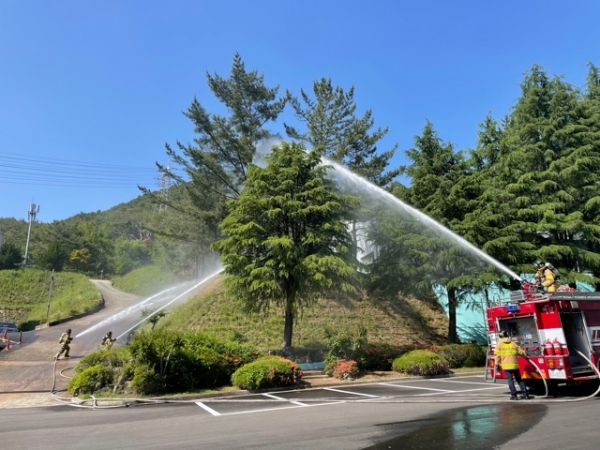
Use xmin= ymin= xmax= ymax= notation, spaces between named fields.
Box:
xmin=560 ymin=312 xmax=591 ymax=369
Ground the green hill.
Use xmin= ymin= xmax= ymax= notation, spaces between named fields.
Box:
xmin=154 ymin=276 xmax=449 ymax=351
xmin=0 ymin=268 xmax=102 ymax=330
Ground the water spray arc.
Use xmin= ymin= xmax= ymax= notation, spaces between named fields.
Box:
xmin=115 ymin=269 xmax=224 ymax=340
xmin=323 ymin=158 xmax=522 ymax=282
xmin=75 ymin=284 xmax=184 ymax=338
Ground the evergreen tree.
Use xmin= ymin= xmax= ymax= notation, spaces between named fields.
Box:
xmin=0 ymin=242 xmax=22 ymax=270
xmin=368 ymin=122 xmax=486 ymax=342
xmin=37 ymin=240 xmax=68 ymax=271
xmin=483 ymin=66 xmax=600 ymax=283
xmin=285 ymin=78 xmax=398 ymax=187
xmin=140 ymin=54 xmax=288 ymax=271
xmin=285 ymin=78 xmax=399 ymax=262
xmin=212 ymin=142 xmax=360 ymax=348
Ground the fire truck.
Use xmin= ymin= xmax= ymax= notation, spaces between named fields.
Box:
xmin=486 ymin=282 xmax=600 ymax=395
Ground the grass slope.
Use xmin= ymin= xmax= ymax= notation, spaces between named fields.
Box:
xmin=156 ymin=276 xmax=449 ymax=351
xmin=111 ymin=265 xmax=178 ymax=297
xmin=0 ymin=269 xmax=102 ymax=330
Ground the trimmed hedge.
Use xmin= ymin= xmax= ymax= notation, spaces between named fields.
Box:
xmin=392 ymin=350 xmax=450 ymax=376
xmin=231 ymin=356 xmax=302 ymax=390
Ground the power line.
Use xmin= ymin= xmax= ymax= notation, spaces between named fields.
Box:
xmin=0 ymin=151 xmax=181 ymax=188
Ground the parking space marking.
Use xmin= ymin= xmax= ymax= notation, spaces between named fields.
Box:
xmin=430 ymin=379 xmax=492 ymax=385
xmin=378 ymin=383 xmax=454 ymax=393
xmin=262 ymin=392 xmax=308 ymax=406
xmin=196 ymin=400 xmax=344 ymax=417
xmin=194 ymin=375 xmax=507 ymax=416
xmin=195 ymin=401 xmax=222 ymax=416
xmin=324 ymin=387 xmax=380 ymax=397
xmin=416 ymin=385 xmax=508 ymax=396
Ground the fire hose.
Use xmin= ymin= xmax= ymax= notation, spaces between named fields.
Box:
xmin=525 ymin=349 xmax=600 ymax=402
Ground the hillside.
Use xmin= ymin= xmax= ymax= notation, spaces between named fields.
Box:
xmin=156 ymin=276 xmax=449 ymax=351
xmin=0 ymin=269 xmax=102 ymax=330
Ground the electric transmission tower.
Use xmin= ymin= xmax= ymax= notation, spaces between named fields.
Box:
xmin=23 ymin=202 xmax=40 ymax=266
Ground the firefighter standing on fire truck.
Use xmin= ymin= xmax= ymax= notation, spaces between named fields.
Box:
xmin=533 ymin=260 xmax=560 ymax=292
xmin=495 ymin=331 xmax=531 ymax=400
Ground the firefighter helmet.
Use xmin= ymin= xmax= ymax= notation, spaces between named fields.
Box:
xmin=533 ymin=259 xmax=545 ymax=270
xmin=498 ymin=331 xmax=508 ymax=338
xmin=66 ymin=329 xmax=71 ymax=334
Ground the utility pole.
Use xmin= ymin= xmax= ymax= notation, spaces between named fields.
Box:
xmin=23 ymin=202 xmax=40 ymax=266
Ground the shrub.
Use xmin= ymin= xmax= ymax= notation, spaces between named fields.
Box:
xmin=436 ymin=343 xmax=486 ymax=368
xmin=325 ymin=358 xmax=359 ymax=379
xmin=68 ymin=364 xmax=113 ymax=396
xmin=463 ymin=343 xmax=486 ymax=367
xmin=182 ymin=332 xmax=259 ymax=376
xmin=178 ymin=346 xmax=229 ymax=390
xmin=74 ymin=347 xmax=129 ymax=374
xmin=131 ymin=364 xmax=166 ymax=396
xmin=392 ymin=350 xmax=450 ymax=376
xmin=355 ymin=343 xmax=409 ymax=371
xmin=435 ymin=344 xmax=464 ymax=369
xmin=231 ymin=356 xmax=302 ymax=390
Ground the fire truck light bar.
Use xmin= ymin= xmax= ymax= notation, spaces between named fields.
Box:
xmin=506 ymin=304 xmax=520 ymax=313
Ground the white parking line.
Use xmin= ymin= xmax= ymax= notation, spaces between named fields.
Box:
xmin=195 ymin=401 xmax=222 ymax=416
xmin=262 ymin=392 xmax=307 ymax=406
xmin=378 ymin=383 xmax=454 ymax=393
xmin=324 ymin=387 xmax=380 ymax=397
xmin=416 ymin=385 xmax=507 ymax=396
xmin=431 ymin=379 xmax=494 ymax=385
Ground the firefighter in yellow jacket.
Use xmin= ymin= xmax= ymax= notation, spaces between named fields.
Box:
xmin=533 ymin=260 xmax=560 ymax=292
xmin=495 ymin=331 xmax=530 ymax=400
xmin=55 ymin=328 xmax=73 ymax=360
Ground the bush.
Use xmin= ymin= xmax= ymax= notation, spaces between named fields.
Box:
xmin=182 ymin=332 xmax=260 ymax=377
xmin=131 ymin=364 xmax=166 ymax=396
xmin=231 ymin=356 xmax=302 ymax=390
xmin=355 ymin=343 xmax=409 ymax=371
xmin=325 ymin=359 xmax=359 ymax=379
xmin=463 ymin=343 xmax=486 ymax=367
xmin=74 ymin=347 xmax=129 ymax=374
xmin=69 ymin=330 xmax=261 ymax=396
xmin=392 ymin=350 xmax=450 ymax=376
xmin=68 ymin=364 xmax=113 ymax=396
xmin=436 ymin=344 xmax=486 ymax=368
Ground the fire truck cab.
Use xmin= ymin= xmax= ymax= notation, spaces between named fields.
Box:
xmin=486 ymin=283 xmax=600 ymax=395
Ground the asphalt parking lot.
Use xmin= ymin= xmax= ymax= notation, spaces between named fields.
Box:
xmin=194 ymin=375 xmax=513 ymax=417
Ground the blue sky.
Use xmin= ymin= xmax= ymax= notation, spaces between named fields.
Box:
xmin=1 ymin=0 xmax=598 ymax=223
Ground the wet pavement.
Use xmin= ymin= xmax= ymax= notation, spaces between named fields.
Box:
xmin=362 ymin=403 xmax=547 ymax=449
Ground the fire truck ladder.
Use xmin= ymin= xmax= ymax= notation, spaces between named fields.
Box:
xmin=484 ymin=334 xmax=496 ymax=383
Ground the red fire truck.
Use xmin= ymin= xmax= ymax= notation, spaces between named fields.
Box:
xmin=486 ymin=282 xmax=600 ymax=395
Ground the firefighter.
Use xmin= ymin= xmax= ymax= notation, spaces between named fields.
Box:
xmin=533 ymin=260 xmax=560 ymax=292
xmin=494 ymin=331 xmax=530 ymax=400
xmin=55 ymin=328 xmax=73 ymax=360
xmin=101 ymin=331 xmax=116 ymax=349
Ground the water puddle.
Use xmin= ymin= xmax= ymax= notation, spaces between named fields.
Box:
xmin=362 ymin=403 xmax=546 ymax=449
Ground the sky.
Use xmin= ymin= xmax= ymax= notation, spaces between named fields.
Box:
xmin=1 ymin=0 xmax=599 ymax=223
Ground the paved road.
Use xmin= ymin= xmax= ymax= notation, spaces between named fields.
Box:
xmin=0 ymin=379 xmax=599 ymax=449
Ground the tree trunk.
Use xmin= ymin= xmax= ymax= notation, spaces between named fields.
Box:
xmin=283 ymin=299 xmax=294 ymax=348
xmin=447 ymin=286 xmax=458 ymax=344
